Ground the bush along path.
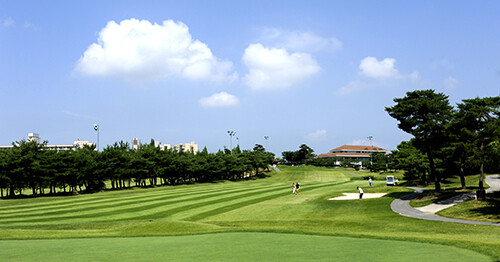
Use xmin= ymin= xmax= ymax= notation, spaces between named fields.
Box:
xmin=390 ymin=175 xmax=500 ymax=226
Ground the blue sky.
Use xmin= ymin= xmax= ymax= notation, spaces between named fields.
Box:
xmin=1 ymin=0 xmax=499 ymax=156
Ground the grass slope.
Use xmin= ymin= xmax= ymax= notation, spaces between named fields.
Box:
xmin=0 ymin=166 xmax=499 ymax=261
xmin=0 ymin=233 xmax=490 ymax=262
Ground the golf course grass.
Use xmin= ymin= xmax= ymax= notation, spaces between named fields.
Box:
xmin=1 ymin=166 xmax=499 ymax=261
xmin=0 ymin=233 xmax=491 ymax=262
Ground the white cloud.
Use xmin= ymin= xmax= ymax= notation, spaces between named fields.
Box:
xmin=75 ymin=18 xmax=237 ymax=82
xmin=444 ymin=76 xmax=458 ymax=90
xmin=409 ymin=70 xmax=420 ymax=80
xmin=337 ymin=57 xmax=420 ymax=95
xmin=23 ymin=22 xmax=37 ymax=30
xmin=305 ymin=129 xmax=328 ymax=141
xmin=242 ymin=43 xmax=320 ymax=90
xmin=260 ymin=28 xmax=342 ymax=52
xmin=430 ymin=59 xmax=454 ymax=71
xmin=199 ymin=92 xmax=240 ymax=107
xmin=359 ymin=57 xmax=399 ymax=79
xmin=2 ymin=18 xmax=14 ymax=27
xmin=336 ymin=81 xmax=369 ymax=95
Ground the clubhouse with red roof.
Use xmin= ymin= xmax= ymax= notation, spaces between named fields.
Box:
xmin=315 ymin=145 xmax=388 ymax=167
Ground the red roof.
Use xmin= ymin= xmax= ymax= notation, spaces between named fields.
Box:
xmin=315 ymin=145 xmax=388 ymax=159
xmin=316 ymin=152 xmax=373 ymax=158
xmin=329 ymin=145 xmax=387 ymax=153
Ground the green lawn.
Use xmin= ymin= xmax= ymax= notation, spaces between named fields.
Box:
xmin=0 ymin=166 xmax=499 ymax=261
xmin=0 ymin=233 xmax=490 ymax=262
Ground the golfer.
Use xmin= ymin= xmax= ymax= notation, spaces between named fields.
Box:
xmin=292 ymin=183 xmax=296 ymax=194
xmin=368 ymin=177 xmax=372 ymax=187
xmin=296 ymin=182 xmax=300 ymax=194
xmin=357 ymin=186 xmax=363 ymax=199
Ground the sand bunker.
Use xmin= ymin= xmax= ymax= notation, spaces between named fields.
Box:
xmin=328 ymin=193 xmax=387 ymax=200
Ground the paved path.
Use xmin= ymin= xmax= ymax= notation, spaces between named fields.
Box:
xmin=341 ymin=171 xmax=362 ymax=178
xmin=269 ymin=165 xmax=281 ymax=172
xmin=390 ymin=175 xmax=500 ymax=226
xmin=485 ymin=174 xmax=500 ymax=193
xmin=415 ymin=191 xmax=475 ymax=213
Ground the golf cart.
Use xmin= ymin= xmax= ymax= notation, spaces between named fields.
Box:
xmin=386 ymin=175 xmax=395 ymax=186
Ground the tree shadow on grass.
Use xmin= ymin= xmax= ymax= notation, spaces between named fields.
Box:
xmin=469 ymin=192 xmax=500 ymax=218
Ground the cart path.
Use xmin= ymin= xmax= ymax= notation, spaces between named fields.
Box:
xmin=341 ymin=171 xmax=362 ymax=178
xmin=390 ymin=175 xmax=500 ymax=226
xmin=269 ymin=165 xmax=281 ymax=172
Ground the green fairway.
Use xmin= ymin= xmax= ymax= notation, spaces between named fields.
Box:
xmin=0 ymin=233 xmax=491 ymax=262
xmin=1 ymin=166 xmax=499 ymax=261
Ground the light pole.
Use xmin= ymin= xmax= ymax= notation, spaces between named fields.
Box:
xmin=227 ymin=131 xmax=236 ymax=150
xmin=264 ymin=136 xmax=269 ymax=151
xmin=94 ymin=124 xmax=99 ymax=151
xmin=367 ymin=135 xmax=373 ymax=169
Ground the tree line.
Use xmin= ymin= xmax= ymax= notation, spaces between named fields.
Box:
xmin=0 ymin=140 xmax=274 ymax=198
xmin=387 ymin=91 xmax=499 ymax=195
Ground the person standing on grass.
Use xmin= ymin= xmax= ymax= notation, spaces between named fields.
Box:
xmin=292 ymin=183 xmax=296 ymax=194
xmin=369 ymin=177 xmax=372 ymax=187
xmin=357 ymin=186 xmax=363 ymax=199
xmin=296 ymin=182 xmax=300 ymax=194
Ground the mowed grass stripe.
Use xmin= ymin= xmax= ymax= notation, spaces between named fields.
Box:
xmin=114 ymin=180 xmax=344 ymax=222
xmin=184 ymin=181 xmax=343 ymax=221
xmin=0 ymin=182 xmax=254 ymax=213
xmin=0 ymin=182 xmax=282 ymax=224
xmin=0 ymin=182 xmax=293 ymax=224
xmin=0 ymin=182 xmax=285 ymax=221
xmin=0 ymin=180 xmax=341 ymax=225
xmin=0 ymin=182 xmax=260 ymax=216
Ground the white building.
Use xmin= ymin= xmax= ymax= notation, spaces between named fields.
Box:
xmin=174 ymin=141 xmax=198 ymax=154
xmin=132 ymin=138 xmax=141 ymax=150
xmin=315 ymin=145 xmax=388 ymax=166
xmin=27 ymin=133 xmax=41 ymax=143
xmin=0 ymin=133 xmax=94 ymax=151
xmin=160 ymin=141 xmax=198 ymax=154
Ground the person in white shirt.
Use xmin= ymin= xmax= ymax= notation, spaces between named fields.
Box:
xmin=368 ymin=177 xmax=372 ymax=187
xmin=357 ymin=186 xmax=364 ymax=199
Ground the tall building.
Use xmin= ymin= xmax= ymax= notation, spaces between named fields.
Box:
xmin=159 ymin=141 xmax=198 ymax=154
xmin=27 ymin=133 xmax=41 ymax=143
xmin=174 ymin=141 xmax=198 ymax=154
xmin=132 ymin=138 xmax=141 ymax=150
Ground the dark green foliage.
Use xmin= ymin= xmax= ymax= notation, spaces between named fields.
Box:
xmin=392 ymin=140 xmax=429 ymax=183
xmin=0 ymin=140 xmax=274 ymax=198
xmin=453 ymin=96 xmax=500 ymax=191
xmin=281 ymin=144 xmax=314 ymax=164
xmin=386 ymin=89 xmax=453 ymax=191
xmin=308 ymin=157 xmax=339 ymax=167
xmin=388 ymin=93 xmax=499 ymax=193
xmin=370 ymin=152 xmax=388 ymax=172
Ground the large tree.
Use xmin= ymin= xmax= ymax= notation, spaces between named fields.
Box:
xmin=393 ymin=140 xmax=429 ymax=183
xmin=454 ymin=96 xmax=500 ymax=197
xmin=386 ymin=90 xmax=453 ymax=191
xmin=282 ymin=144 xmax=315 ymax=164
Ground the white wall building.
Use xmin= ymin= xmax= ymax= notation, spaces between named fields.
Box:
xmin=132 ymin=138 xmax=141 ymax=150
xmin=315 ymin=145 xmax=388 ymax=166
xmin=0 ymin=133 xmax=94 ymax=151
xmin=159 ymin=141 xmax=198 ymax=154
